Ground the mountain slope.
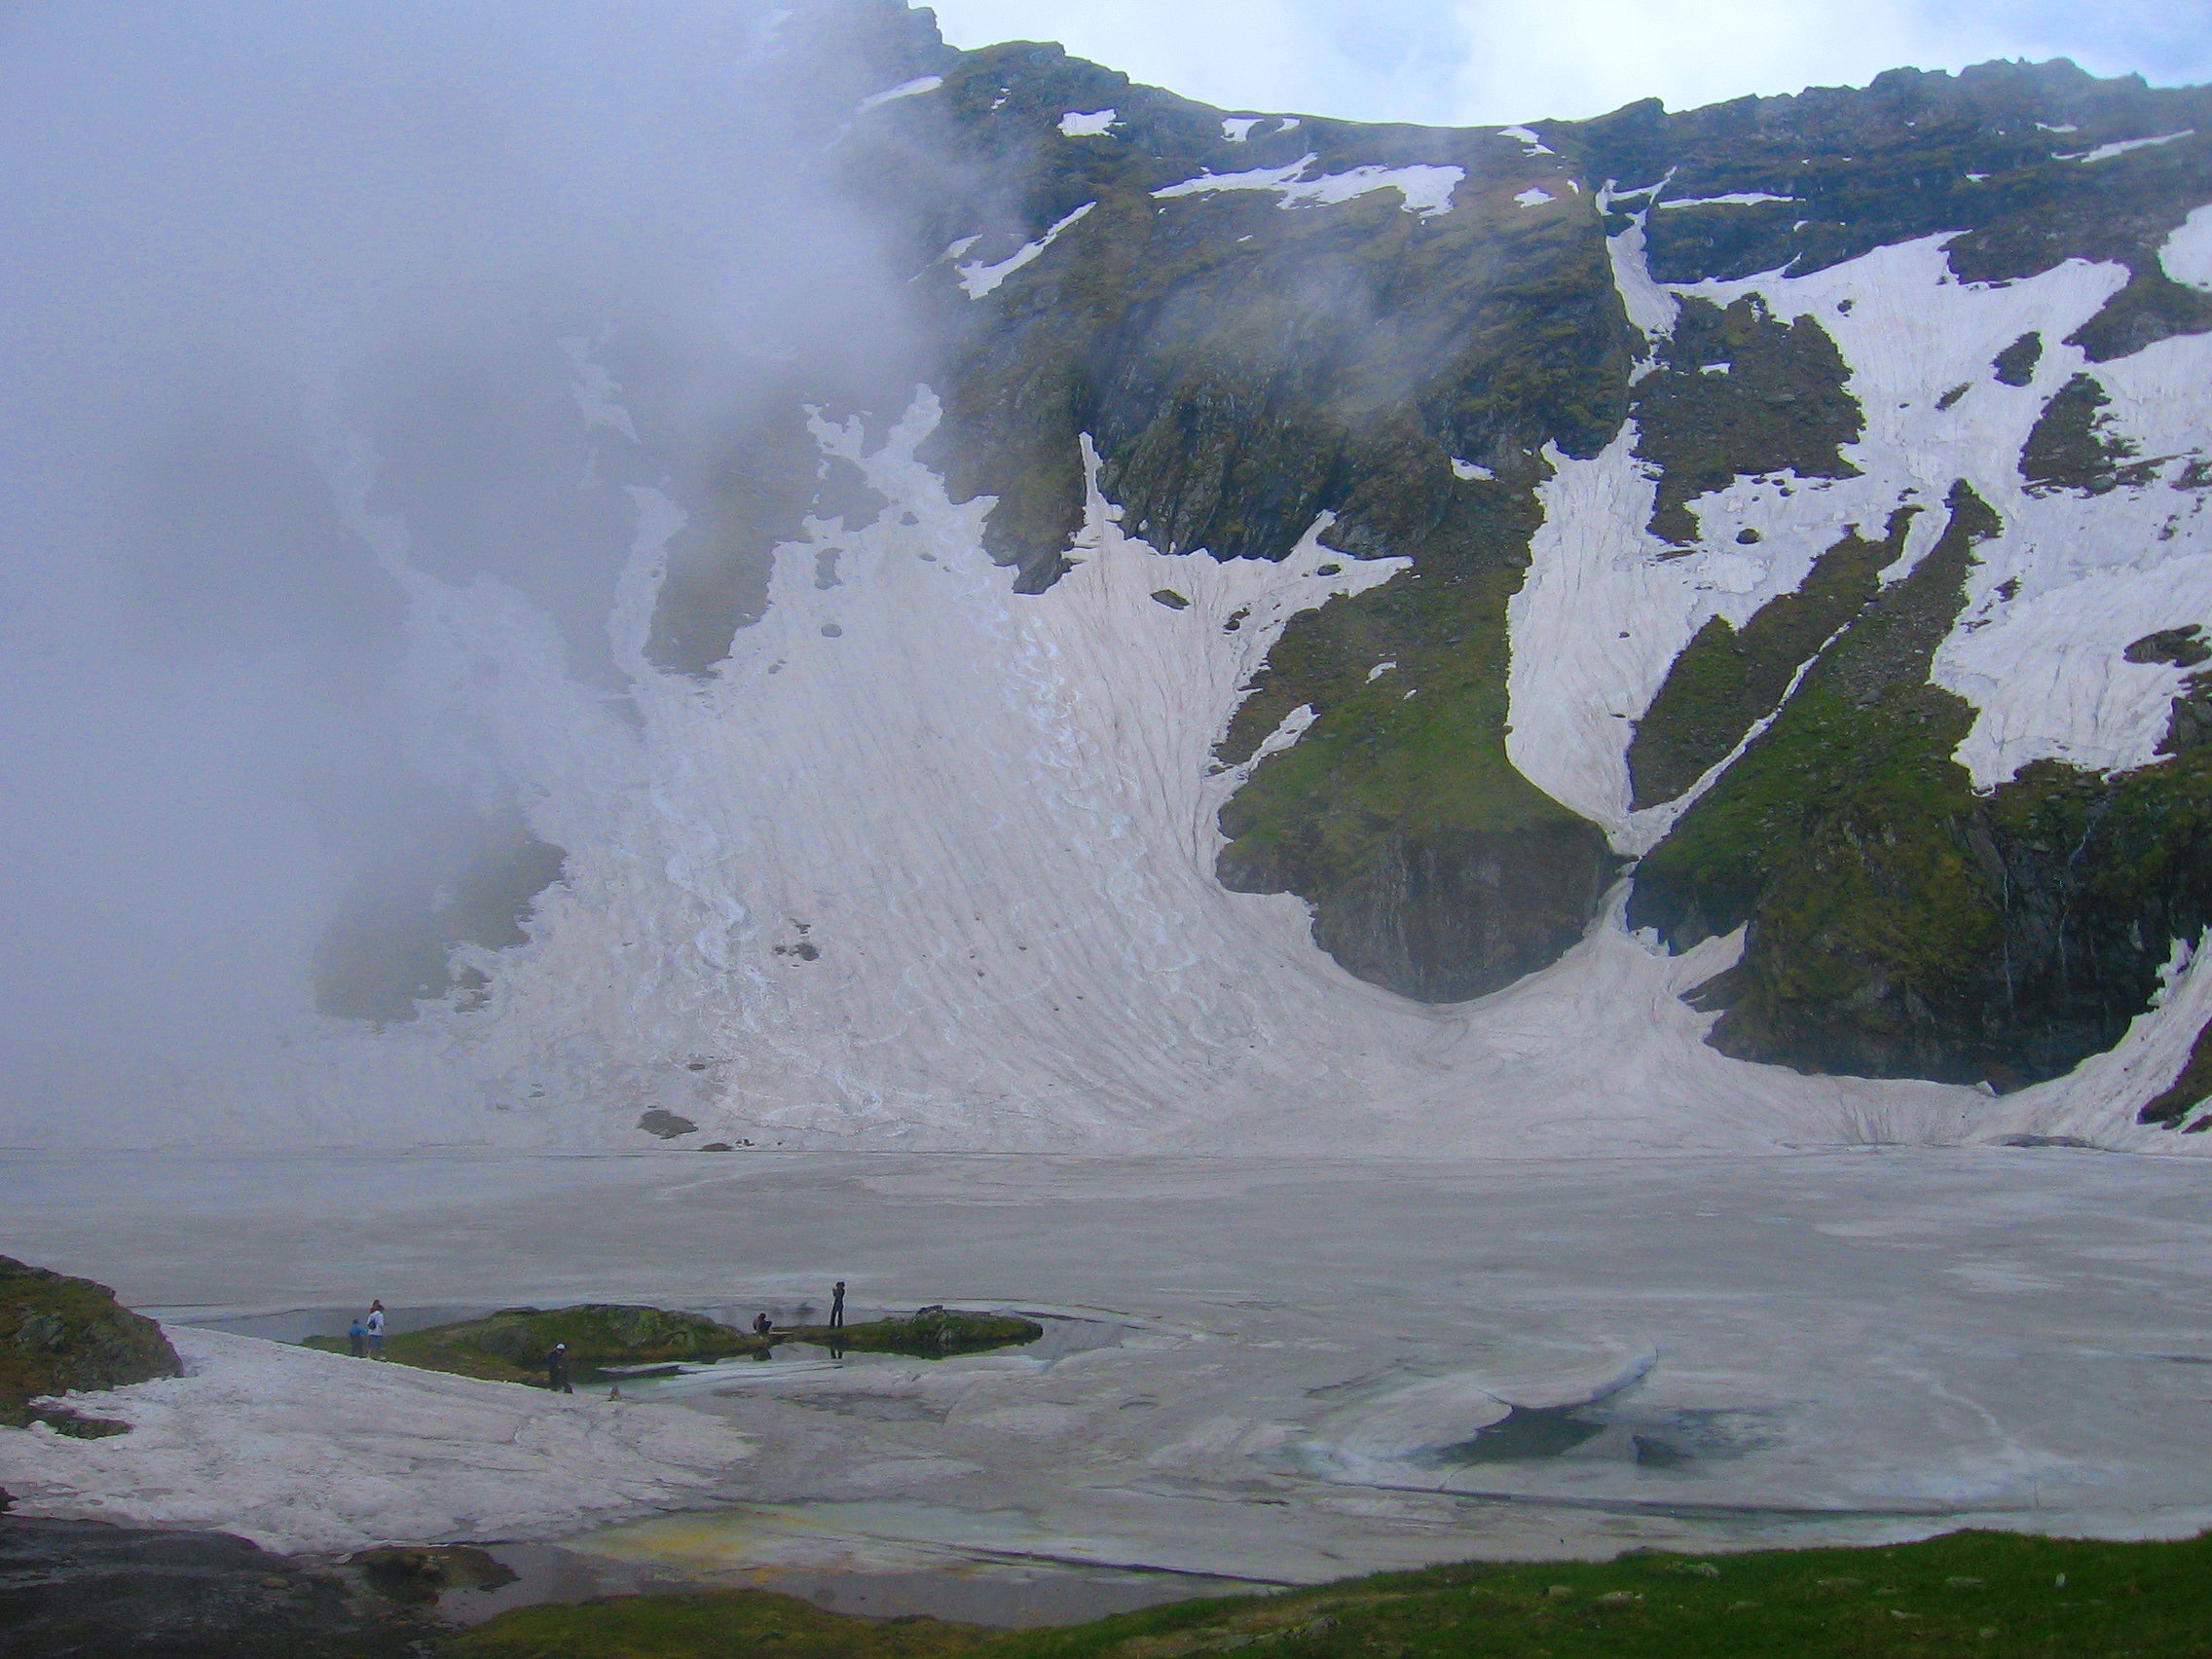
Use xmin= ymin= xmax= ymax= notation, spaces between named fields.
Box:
xmin=24 ymin=4 xmax=2212 ymax=1155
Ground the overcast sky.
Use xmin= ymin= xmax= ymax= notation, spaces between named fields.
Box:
xmin=929 ymin=0 xmax=2212 ymax=127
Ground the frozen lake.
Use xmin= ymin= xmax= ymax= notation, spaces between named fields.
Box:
xmin=8 ymin=1147 xmax=2212 ymax=1587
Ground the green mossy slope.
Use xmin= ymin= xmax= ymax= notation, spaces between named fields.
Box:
xmin=1627 ymin=510 xmax=1916 ymax=809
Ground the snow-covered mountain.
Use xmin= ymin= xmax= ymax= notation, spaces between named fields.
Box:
xmin=22 ymin=3 xmax=2212 ymax=1155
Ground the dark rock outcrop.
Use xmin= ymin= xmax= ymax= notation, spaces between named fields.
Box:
xmin=0 ymin=1258 xmax=178 ymax=1430
xmin=0 ymin=1517 xmax=435 ymax=1658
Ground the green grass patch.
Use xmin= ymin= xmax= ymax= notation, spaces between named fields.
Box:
xmin=303 ymin=1306 xmax=1041 ymax=1383
xmin=447 ymin=1530 xmax=2212 ymax=1659
xmin=1627 ymin=509 xmax=1915 ymax=809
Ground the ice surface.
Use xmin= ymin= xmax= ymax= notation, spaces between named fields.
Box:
xmin=856 ymin=76 xmax=942 ymax=115
xmin=0 ymin=1325 xmax=752 ymax=1553
xmin=957 ymin=203 xmax=1095 ymax=298
xmin=1154 ymin=155 xmax=1461 ymax=218
xmin=1059 ymin=109 xmax=1117 ymax=137
xmin=12 ymin=1150 xmax=2212 ymax=1574
xmin=2056 ymin=131 xmax=2194 ymax=165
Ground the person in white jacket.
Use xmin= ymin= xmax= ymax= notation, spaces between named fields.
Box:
xmin=364 ymin=1301 xmax=386 ymax=1358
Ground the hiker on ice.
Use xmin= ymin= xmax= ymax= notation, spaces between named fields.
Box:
xmin=547 ymin=1342 xmax=573 ymax=1393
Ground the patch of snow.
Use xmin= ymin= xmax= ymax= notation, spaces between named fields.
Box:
xmin=0 ymin=1327 xmax=753 ymax=1554
xmin=1966 ymin=171 xmax=1992 ymax=183
xmin=1221 ymin=117 xmax=1261 ymax=142
xmin=1153 ymin=155 xmax=1460 ymax=218
xmin=1498 ymin=125 xmax=1556 ymax=156
xmin=956 ymin=203 xmax=1096 ymax=299
xmin=1366 ymin=660 xmax=1396 ymax=681
xmin=557 ymin=338 xmax=638 ymax=444
xmin=1700 ymin=361 xmax=1732 ymax=375
xmin=1059 ymin=108 xmax=1117 ymax=137
xmin=1514 ymin=186 xmax=1555 ymax=207
xmin=2161 ymin=203 xmax=2212 ymax=292
xmin=856 ymin=76 xmax=942 ymax=116
xmin=1597 ymin=181 xmax=1678 ymax=342
xmin=1450 ymin=459 xmax=1493 ymax=481
xmin=2056 ymin=131 xmax=2194 ymax=165
xmin=2037 ymin=122 xmax=2080 ymax=133
xmin=1275 ymin=117 xmax=1300 ymax=132
xmin=1657 ymin=191 xmax=1799 ymax=209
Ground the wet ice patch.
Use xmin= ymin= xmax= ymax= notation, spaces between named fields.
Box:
xmin=1944 ymin=1259 xmax=2064 ymax=1294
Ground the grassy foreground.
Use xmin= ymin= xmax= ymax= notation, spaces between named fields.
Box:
xmin=447 ymin=1530 xmax=2212 ymax=1659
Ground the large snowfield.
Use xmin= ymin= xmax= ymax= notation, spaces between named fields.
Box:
xmin=7 ymin=1150 xmax=2212 ymax=1578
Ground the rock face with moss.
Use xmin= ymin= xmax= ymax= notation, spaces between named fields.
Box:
xmin=0 ymin=1256 xmax=179 ymax=1428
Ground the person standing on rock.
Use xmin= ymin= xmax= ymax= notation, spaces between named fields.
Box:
xmin=547 ymin=1342 xmax=572 ymax=1393
xmin=364 ymin=1301 xmax=386 ymax=1358
xmin=830 ymin=1281 xmax=845 ymax=1329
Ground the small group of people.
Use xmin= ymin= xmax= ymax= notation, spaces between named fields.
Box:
xmin=345 ymin=1300 xmax=386 ymax=1358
